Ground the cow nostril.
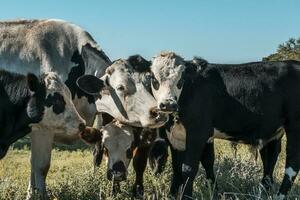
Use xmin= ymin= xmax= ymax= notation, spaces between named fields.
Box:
xmin=159 ymin=103 xmax=166 ymax=110
xmin=150 ymin=107 xmax=159 ymax=118
xmin=78 ymin=123 xmax=86 ymax=132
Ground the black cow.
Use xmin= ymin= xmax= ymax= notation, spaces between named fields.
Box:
xmin=150 ymin=52 xmax=300 ymax=200
xmin=0 ymin=70 xmax=46 ymax=159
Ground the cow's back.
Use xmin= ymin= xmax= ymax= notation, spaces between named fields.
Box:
xmin=0 ymin=19 xmax=98 ymax=81
xmin=197 ymin=61 xmax=300 ymax=140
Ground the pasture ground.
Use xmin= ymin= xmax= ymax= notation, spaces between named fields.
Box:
xmin=0 ymin=136 xmax=299 ymax=200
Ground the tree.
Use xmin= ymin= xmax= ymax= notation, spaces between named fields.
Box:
xmin=263 ymin=37 xmax=300 ymax=61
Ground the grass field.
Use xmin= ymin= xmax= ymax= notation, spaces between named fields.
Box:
xmin=0 ymin=137 xmax=299 ymax=200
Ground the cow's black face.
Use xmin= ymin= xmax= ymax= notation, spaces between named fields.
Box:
xmin=149 ymin=139 xmax=168 ymax=175
xmin=45 ymin=92 xmax=66 ymax=114
xmin=26 ymin=73 xmax=47 ymax=123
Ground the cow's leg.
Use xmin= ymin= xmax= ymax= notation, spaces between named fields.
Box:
xmin=132 ymin=146 xmax=150 ymax=198
xmin=260 ymin=138 xmax=282 ymax=190
xmin=200 ymin=142 xmax=216 ymax=187
xmin=169 ymin=147 xmax=185 ymax=197
xmin=182 ymin=126 xmax=210 ymax=200
xmin=276 ymin=124 xmax=300 ymax=199
xmin=26 ymin=131 xmax=54 ymax=200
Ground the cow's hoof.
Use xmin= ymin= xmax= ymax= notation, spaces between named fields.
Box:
xmin=26 ymin=190 xmax=49 ymax=200
xmin=132 ymin=185 xmax=144 ymax=199
xmin=112 ymin=182 xmax=120 ymax=196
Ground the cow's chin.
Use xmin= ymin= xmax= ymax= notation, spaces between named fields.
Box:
xmin=141 ymin=115 xmax=169 ymax=129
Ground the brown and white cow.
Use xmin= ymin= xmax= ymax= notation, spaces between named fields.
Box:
xmin=0 ymin=19 xmax=167 ymax=199
xmin=80 ymin=119 xmax=169 ymax=198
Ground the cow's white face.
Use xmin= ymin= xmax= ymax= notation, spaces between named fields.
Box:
xmin=77 ymin=59 xmax=168 ymax=128
xmin=33 ymin=72 xmax=86 ymax=135
xmin=150 ymin=52 xmax=186 ymax=113
xmin=102 ymin=122 xmax=134 ymax=181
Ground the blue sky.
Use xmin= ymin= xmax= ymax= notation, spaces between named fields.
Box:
xmin=1 ymin=0 xmax=299 ymax=63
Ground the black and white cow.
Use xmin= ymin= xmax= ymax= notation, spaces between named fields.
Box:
xmin=0 ymin=19 xmax=167 ymax=199
xmin=0 ymin=70 xmax=86 ymax=159
xmin=150 ymin=51 xmax=300 ymax=200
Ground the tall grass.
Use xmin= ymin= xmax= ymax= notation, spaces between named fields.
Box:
xmin=0 ymin=137 xmax=299 ymax=200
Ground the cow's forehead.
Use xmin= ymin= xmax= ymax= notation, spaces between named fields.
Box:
xmin=102 ymin=123 xmax=134 ymax=147
xmin=151 ymin=52 xmax=185 ymax=81
xmin=43 ymin=72 xmax=71 ymax=96
xmin=106 ymin=59 xmax=133 ymax=75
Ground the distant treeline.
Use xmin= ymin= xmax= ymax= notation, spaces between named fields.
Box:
xmin=263 ymin=37 xmax=300 ymax=61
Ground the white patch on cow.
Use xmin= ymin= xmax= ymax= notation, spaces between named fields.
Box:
xmin=32 ymin=72 xmax=85 ymax=135
xmin=285 ymin=167 xmax=297 ymax=182
xmin=166 ymin=122 xmax=186 ymax=151
xmin=73 ymin=95 xmax=96 ymax=126
xmin=150 ymin=52 xmax=186 ymax=108
xmin=182 ymin=163 xmax=192 ymax=173
xmin=154 ymin=129 xmax=165 ymax=142
xmin=275 ymin=193 xmax=285 ymax=200
xmin=257 ymin=139 xmax=264 ymax=150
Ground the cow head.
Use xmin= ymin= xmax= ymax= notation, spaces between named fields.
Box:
xmin=0 ymin=73 xmax=48 ymax=159
xmin=150 ymin=52 xmax=185 ymax=113
xmin=150 ymin=52 xmax=207 ymax=113
xmin=26 ymin=73 xmax=47 ymax=123
xmin=33 ymin=72 xmax=86 ymax=135
xmin=80 ymin=121 xmax=135 ymax=181
xmin=77 ymin=56 xmax=168 ymax=128
xmin=148 ymin=136 xmax=169 ymax=175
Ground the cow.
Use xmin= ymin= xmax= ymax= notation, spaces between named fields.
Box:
xmin=80 ymin=118 xmax=169 ymax=198
xmin=0 ymin=70 xmax=86 ymax=159
xmin=0 ymin=19 xmax=167 ymax=199
xmin=0 ymin=71 xmax=46 ymax=158
xmin=76 ymin=57 xmax=168 ymax=128
xmin=150 ymin=51 xmax=300 ymax=200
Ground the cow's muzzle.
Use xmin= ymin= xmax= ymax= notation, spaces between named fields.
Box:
xmin=159 ymin=99 xmax=179 ymax=113
xmin=107 ymin=161 xmax=127 ymax=182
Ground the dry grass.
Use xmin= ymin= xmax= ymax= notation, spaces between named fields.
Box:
xmin=0 ymin=137 xmax=299 ymax=200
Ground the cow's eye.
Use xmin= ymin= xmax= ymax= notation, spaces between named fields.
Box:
xmin=176 ymin=77 xmax=184 ymax=89
xmin=151 ymin=77 xmax=160 ymax=90
xmin=117 ymin=85 xmax=125 ymax=91
xmin=45 ymin=92 xmax=66 ymax=114
xmin=126 ymin=148 xmax=133 ymax=159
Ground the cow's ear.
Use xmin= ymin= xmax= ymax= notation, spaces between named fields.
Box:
xmin=79 ymin=127 xmax=103 ymax=144
xmin=27 ymin=73 xmax=40 ymax=93
xmin=93 ymin=141 xmax=104 ymax=168
xmin=127 ymin=55 xmax=151 ymax=72
xmin=184 ymin=57 xmax=208 ymax=80
xmin=76 ymin=75 xmax=105 ymax=95
xmin=81 ymin=43 xmax=111 ymax=77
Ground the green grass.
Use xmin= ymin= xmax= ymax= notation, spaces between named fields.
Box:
xmin=0 ymin=137 xmax=299 ymax=200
